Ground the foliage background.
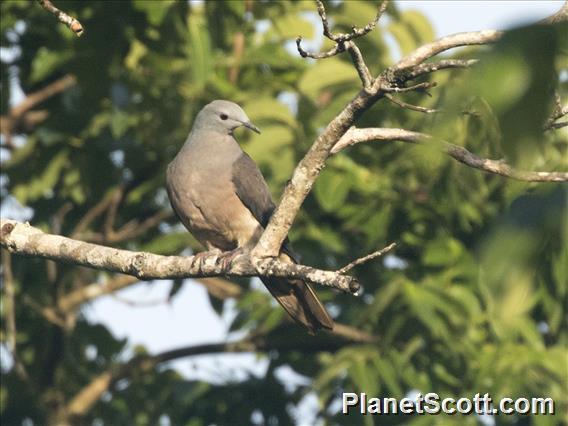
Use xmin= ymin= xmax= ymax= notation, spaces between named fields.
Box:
xmin=0 ymin=1 xmax=566 ymax=425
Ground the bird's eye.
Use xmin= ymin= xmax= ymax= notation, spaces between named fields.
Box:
xmin=220 ymin=113 xmax=228 ymax=120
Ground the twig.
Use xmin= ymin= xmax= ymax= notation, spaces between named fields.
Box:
xmin=1 ymin=219 xmax=360 ymax=294
xmin=404 ymin=59 xmax=479 ymax=80
xmin=346 ymin=41 xmax=373 ymax=89
xmin=110 ymin=293 xmax=169 ymax=308
xmin=295 ymin=0 xmax=387 ymax=89
xmin=58 ymin=275 xmax=139 ymax=312
xmin=0 ymin=74 xmax=76 ymax=142
xmin=546 ymin=121 xmax=568 ymax=130
xmin=229 ymin=32 xmax=245 ymax=84
xmin=106 ymin=210 xmax=172 ymax=243
xmin=296 ymin=37 xmax=344 ymax=59
xmin=22 ymin=294 xmax=67 ymax=328
xmin=381 ymin=81 xmax=437 ymax=94
xmin=337 ymin=242 xmax=397 ymax=274
xmin=36 ymin=0 xmax=84 ymax=37
xmin=331 ymin=127 xmax=568 ymax=182
xmin=544 ymin=93 xmax=568 ymax=131
xmin=103 ymin=187 xmax=123 ymax=239
xmin=385 ymin=93 xmax=437 ymax=114
xmin=316 ymin=0 xmax=388 ymax=43
xmin=71 ymin=185 xmax=124 ymax=239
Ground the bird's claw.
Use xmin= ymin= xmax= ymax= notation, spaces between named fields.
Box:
xmin=217 ymin=248 xmax=245 ymax=272
xmin=191 ymin=250 xmax=221 ymax=270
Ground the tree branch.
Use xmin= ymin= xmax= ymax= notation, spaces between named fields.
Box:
xmin=403 ymin=59 xmax=479 ymax=80
xmin=384 ymin=93 xmax=437 ymax=114
xmin=337 ymin=242 xmax=397 ymax=274
xmin=252 ymin=91 xmax=378 ymax=259
xmin=295 ymin=0 xmax=386 ymax=90
xmin=544 ymin=93 xmax=568 ymax=131
xmin=60 ymin=322 xmax=376 ymax=423
xmin=392 ymin=30 xmax=503 ymax=72
xmin=331 ymin=127 xmax=568 ymax=182
xmin=0 ymin=219 xmax=359 ymax=294
xmin=0 ymin=74 xmax=76 ymax=143
xmin=36 ymin=0 xmax=84 ymax=37
xmin=254 ymin=0 xmax=566 ymax=260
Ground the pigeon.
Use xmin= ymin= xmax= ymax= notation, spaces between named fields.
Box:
xmin=166 ymin=100 xmax=333 ymax=333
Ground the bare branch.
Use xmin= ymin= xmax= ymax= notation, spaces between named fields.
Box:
xmin=252 ymin=91 xmax=377 ymax=259
xmin=196 ymin=277 xmax=243 ymax=300
xmin=36 ymin=0 xmax=84 ymax=37
xmin=61 ymin=323 xmax=376 ymax=422
xmin=296 ymin=0 xmax=386 ymax=90
xmin=0 ymin=74 xmax=76 ymax=142
xmin=57 ymin=275 xmax=139 ymax=312
xmin=332 ymin=127 xmax=568 ymax=182
xmin=338 ymin=242 xmax=397 ymax=274
xmin=316 ymin=0 xmax=388 ymax=43
xmin=295 ymin=37 xmax=344 ymax=59
xmin=546 ymin=121 xmax=568 ymax=130
xmin=544 ymin=94 xmax=568 ymax=131
xmin=1 ymin=219 xmax=359 ymax=294
xmin=71 ymin=186 xmax=123 ymax=238
xmin=539 ymin=1 xmax=568 ymax=24
xmin=384 ymin=93 xmax=437 ymax=114
xmin=22 ymin=294 xmax=67 ymax=328
xmin=404 ymin=59 xmax=479 ymax=80
xmin=381 ymin=81 xmax=437 ymax=94
xmin=392 ymin=30 xmax=502 ymax=72
xmin=346 ymin=41 xmax=373 ymax=88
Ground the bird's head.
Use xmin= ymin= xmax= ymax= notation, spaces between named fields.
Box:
xmin=197 ymin=100 xmax=260 ymax=135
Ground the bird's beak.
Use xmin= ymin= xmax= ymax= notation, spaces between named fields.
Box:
xmin=242 ymin=121 xmax=261 ymax=134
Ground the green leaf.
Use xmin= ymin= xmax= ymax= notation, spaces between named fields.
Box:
xmin=133 ymin=0 xmax=174 ymax=26
xmin=12 ymin=150 xmax=69 ymax=204
xmin=244 ymin=98 xmax=297 ymax=128
xmin=273 ymin=14 xmax=314 ymax=39
xmin=185 ymin=13 xmax=213 ymax=92
xmin=423 ymin=237 xmax=464 ymax=266
xmin=298 ymin=58 xmax=357 ymax=100
xmin=388 ymin=10 xmax=435 ymax=55
xmin=110 ymin=110 xmax=132 ymax=139
xmin=30 ymin=48 xmax=72 ymax=83
xmin=244 ymin=125 xmax=295 ymax=185
xmin=313 ymin=169 xmax=351 ymax=212
xmin=125 ymin=39 xmax=148 ymax=70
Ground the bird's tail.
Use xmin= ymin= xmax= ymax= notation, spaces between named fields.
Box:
xmin=260 ymin=253 xmax=334 ymax=334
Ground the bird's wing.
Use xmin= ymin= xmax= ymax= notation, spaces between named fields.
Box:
xmin=231 ymin=152 xmax=276 ymax=228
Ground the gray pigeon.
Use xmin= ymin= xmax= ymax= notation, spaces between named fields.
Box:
xmin=166 ymin=100 xmax=334 ymax=333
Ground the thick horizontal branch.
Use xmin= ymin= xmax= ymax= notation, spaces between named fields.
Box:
xmin=332 ymin=127 xmax=568 ymax=182
xmin=0 ymin=219 xmax=359 ymax=293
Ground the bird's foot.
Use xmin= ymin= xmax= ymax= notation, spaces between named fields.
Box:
xmin=191 ymin=249 xmax=222 ymax=271
xmin=217 ymin=248 xmax=246 ymax=272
